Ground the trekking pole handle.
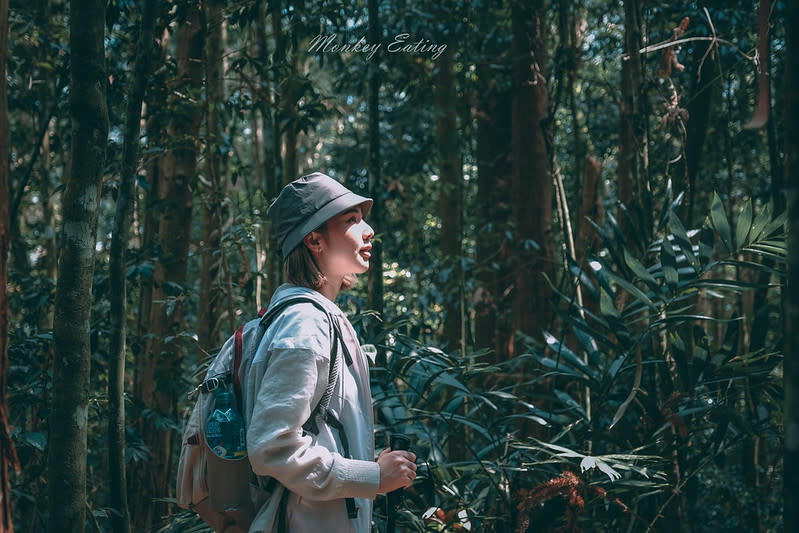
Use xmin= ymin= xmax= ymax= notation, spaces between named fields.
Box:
xmin=388 ymin=433 xmax=411 ymax=510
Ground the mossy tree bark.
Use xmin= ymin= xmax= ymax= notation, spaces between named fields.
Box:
xmin=47 ymin=0 xmax=109 ymax=530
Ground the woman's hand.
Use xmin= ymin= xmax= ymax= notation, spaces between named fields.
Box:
xmin=377 ymin=448 xmax=417 ymax=493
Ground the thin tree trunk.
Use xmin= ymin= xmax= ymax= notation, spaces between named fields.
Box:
xmin=36 ymin=0 xmax=56 ymax=331
xmin=134 ymin=21 xmax=168 ymax=394
xmin=474 ymin=67 xmax=512 ymax=362
xmin=108 ymin=2 xmax=156 ymax=532
xmin=279 ymin=26 xmax=300 ymax=185
xmin=682 ymin=46 xmax=715 ymax=225
xmin=258 ymin=0 xmax=283 ymax=297
xmin=0 ymin=0 xmax=21 ymax=529
xmin=131 ymin=4 xmax=203 ymax=529
xmin=255 ymin=0 xmax=279 ymax=301
xmin=618 ymin=0 xmax=644 ymax=238
xmin=511 ymin=0 xmax=553 ymax=352
xmin=783 ymin=0 xmax=799 ymax=530
xmin=199 ymin=0 xmax=226 ymax=350
xmin=366 ymin=0 xmax=386 ymax=362
xmin=47 ymin=0 xmax=108 ymax=530
xmin=38 ymin=125 xmax=56 ymax=324
xmin=577 ymin=156 xmax=602 ymax=261
xmin=434 ymin=46 xmax=463 ymax=353
xmin=271 ymin=0 xmax=285 ymax=187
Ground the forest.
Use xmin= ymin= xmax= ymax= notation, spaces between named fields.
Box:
xmin=1 ymin=0 xmax=798 ymax=531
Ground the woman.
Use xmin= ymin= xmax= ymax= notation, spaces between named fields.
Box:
xmin=241 ymin=172 xmax=416 ymax=532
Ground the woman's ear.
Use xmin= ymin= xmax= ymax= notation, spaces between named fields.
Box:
xmin=304 ymin=231 xmax=322 ymax=252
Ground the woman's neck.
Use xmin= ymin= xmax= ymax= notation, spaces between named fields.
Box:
xmin=316 ymin=277 xmax=342 ymax=302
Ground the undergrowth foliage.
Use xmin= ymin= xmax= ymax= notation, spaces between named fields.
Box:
xmin=371 ymin=192 xmax=785 ymax=532
xmin=155 ymin=192 xmax=784 ymax=533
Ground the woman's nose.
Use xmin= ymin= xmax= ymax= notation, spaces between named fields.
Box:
xmin=362 ymin=221 xmax=374 ymax=241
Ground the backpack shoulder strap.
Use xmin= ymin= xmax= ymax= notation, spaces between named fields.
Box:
xmin=231 ymin=308 xmax=267 ymax=407
xmin=257 ymin=296 xmax=359 ymax=522
xmin=255 ymin=296 xmax=344 ymax=431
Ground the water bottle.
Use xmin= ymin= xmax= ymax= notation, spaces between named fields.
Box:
xmin=205 ymin=387 xmax=247 ymax=460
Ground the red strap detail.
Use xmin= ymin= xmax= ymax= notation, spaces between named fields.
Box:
xmin=258 ymin=307 xmax=267 ymax=317
xmin=233 ymin=325 xmax=244 ymax=405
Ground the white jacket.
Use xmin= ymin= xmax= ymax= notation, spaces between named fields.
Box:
xmin=240 ymin=283 xmax=380 ymax=532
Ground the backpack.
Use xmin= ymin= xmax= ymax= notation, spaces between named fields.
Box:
xmin=176 ymin=296 xmax=352 ymax=533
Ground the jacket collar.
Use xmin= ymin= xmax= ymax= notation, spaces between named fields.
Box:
xmin=269 ymin=283 xmax=345 ymax=317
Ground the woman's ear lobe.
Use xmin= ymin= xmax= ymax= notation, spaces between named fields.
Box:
xmin=304 ymin=232 xmax=323 ymax=252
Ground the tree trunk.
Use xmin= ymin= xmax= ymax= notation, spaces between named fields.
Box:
xmin=474 ymin=67 xmax=512 ymax=362
xmin=681 ymin=45 xmax=715 ymax=225
xmin=783 ymin=0 xmax=799 ymax=530
xmin=577 ymin=156 xmax=602 ymax=260
xmin=510 ymin=0 xmax=553 ymax=352
xmin=255 ymin=0 xmax=280 ymax=301
xmin=131 ymin=3 xmax=203 ymax=529
xmin=618 ymin=0 xmax=644 ymax=239
xmin=199 ymin=0 xmax=226 ymax=350
xmin=134 ymin=18 xmax=168 ymax=395
xmin=366 ymin=0 xmax=386 ymax=361
xmin=0 ymin=0 xmax=21 ymax=529
xmin=47 ymin=0 xmax=108 ymax=530
xmin=108 ymin=2 xmax=156 ymax=532
xmin=279 ymin=21 xmax=300 ymax=185
xmin=434 ymin=46 xmax=463 ymax=353
xmin=36 ymin=0 xmax=57 ymax=333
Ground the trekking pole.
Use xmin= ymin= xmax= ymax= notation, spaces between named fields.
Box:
xmin=386 ymin=433 xmax=410 ymax=533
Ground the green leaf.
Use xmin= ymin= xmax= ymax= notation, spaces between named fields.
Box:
xmin=735 ymin=200 xmax=753 ymax=247
xmin=536 ymin=440 xmax=584 ymax=458
xmin=572 ymin=326 xmax=600 ymax=365
xmin=698 ymin=222 xmax=715 ymax=265
xmin=433 ymin=372 xmax=471 ymax=394
xmin=660 ymin=238 xmax=679 ymax=290
xmin=607 ymin=354 xmax=628 ymax=381
xmin=651 ymin=314 xmax=743 ymax=328
xmin=692 ymin=279 xmax=774 ymax=291
xmin=600 ymin=289 xmax=621 ymax=319
xmin=544 ymin=332 xmax=599 ymax=379
xmin=607 ymin=271 xmax=658 ymax=311
xmin=538 ymin=356 xmax=590 ymax=380
xmin=623 ymin=249 xmax=659 ymax=290
xmin=710 ymin=193 xmax=733 ymax=252
xmin=749 ymin=204 xmax=772 ymax=242
xmin=668 ymin=212 xmax=699 ymax=271
xmin=761 ymin=210 xmax=787 ymax=239
xmin=554 ymin=389 xmax=587 ymax=417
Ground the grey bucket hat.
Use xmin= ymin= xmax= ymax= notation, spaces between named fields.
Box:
xmin=267 ymin=172 xmax=373 ymax=259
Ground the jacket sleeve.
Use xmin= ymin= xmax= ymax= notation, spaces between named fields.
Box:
xmin=245 ymin=305 xmax=380 ymax=501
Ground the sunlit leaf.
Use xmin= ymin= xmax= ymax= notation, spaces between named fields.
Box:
xmin=668 ymin=212 xmax=699 ymax=271
xmin=710 ymin=192 xmax=733 ymax=252
xmin=735 ymin=200 xmax=753 ymax=248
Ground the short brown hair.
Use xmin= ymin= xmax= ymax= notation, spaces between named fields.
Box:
xmin=283 ymin=225 xmax=356 ymax=291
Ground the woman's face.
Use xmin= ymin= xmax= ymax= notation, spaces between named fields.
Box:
xmin=311 ymin=205 xmax=374 ymax=277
